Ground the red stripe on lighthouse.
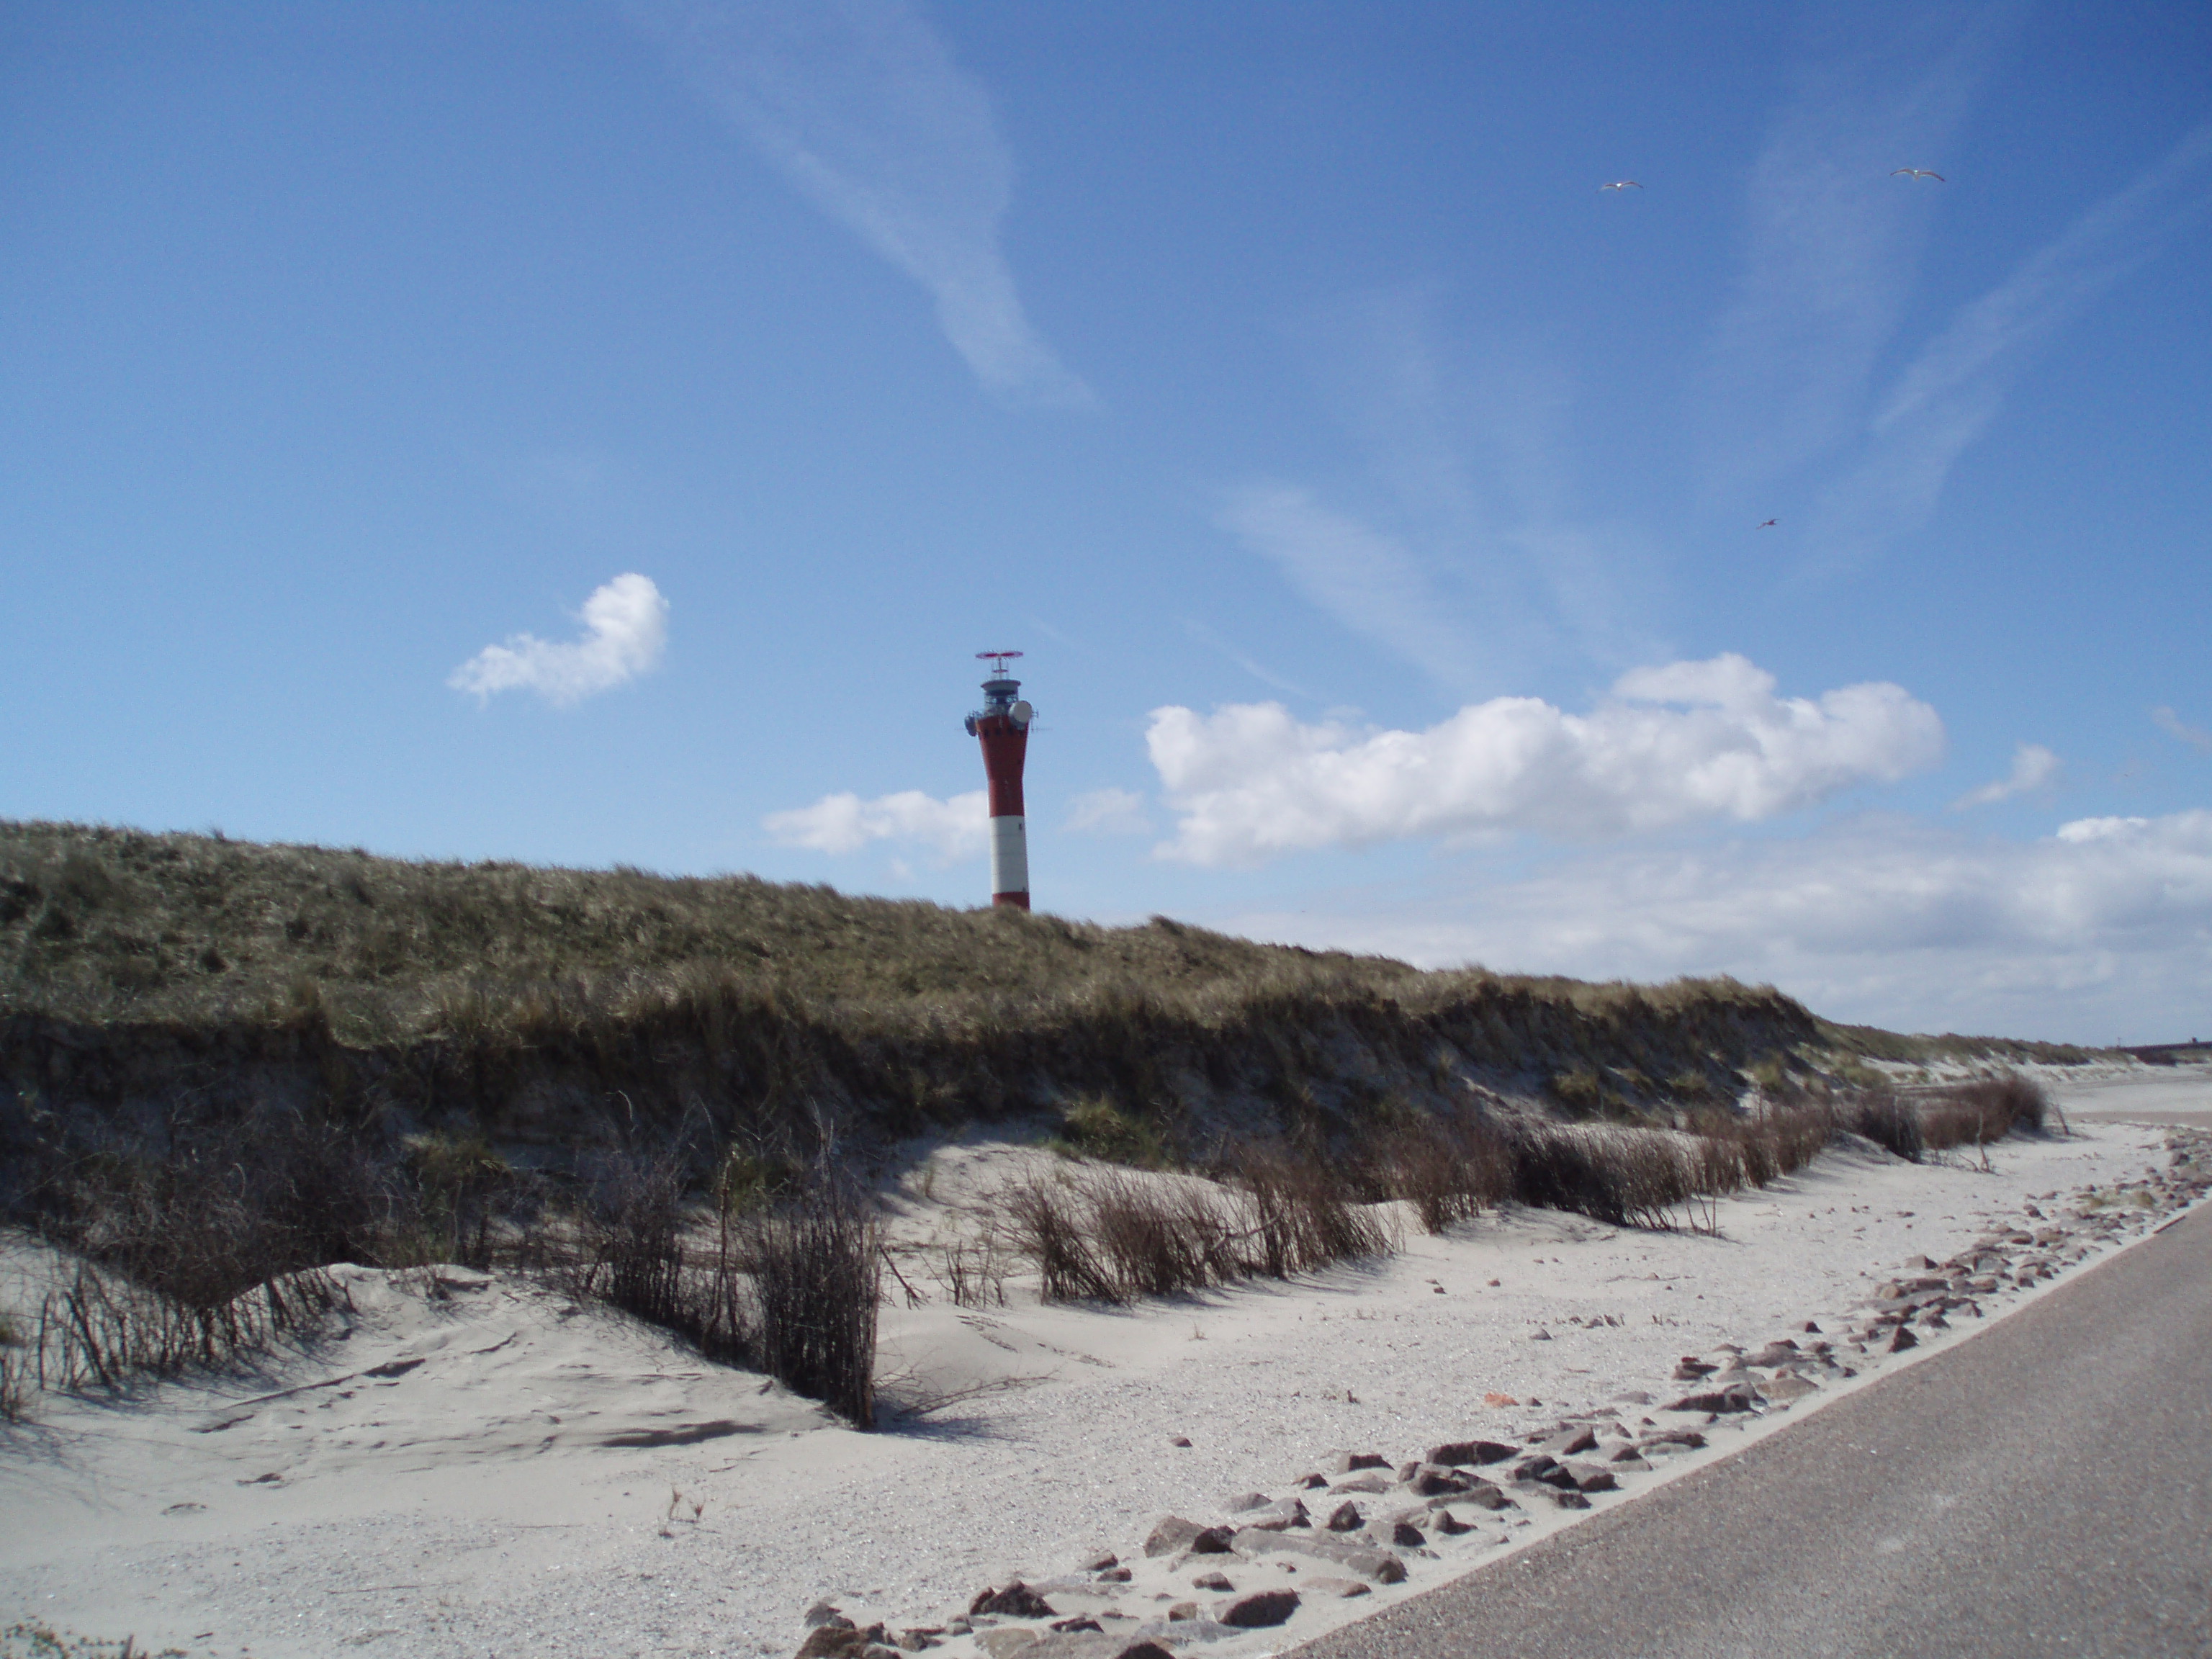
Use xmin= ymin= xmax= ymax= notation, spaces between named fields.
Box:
xmin=978 ymin=719 xmax=1028 ymax=816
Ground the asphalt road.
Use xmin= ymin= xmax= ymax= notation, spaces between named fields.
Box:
xmin=1295 ymin=1199 xmax=2212 ymax=1659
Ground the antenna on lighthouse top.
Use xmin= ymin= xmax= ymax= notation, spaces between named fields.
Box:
xmin=976 ymin=649 xmax=1024 ymax=678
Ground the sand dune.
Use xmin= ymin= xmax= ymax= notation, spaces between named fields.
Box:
xmin=1 ymin=1074 xmax=2203 ymax=1659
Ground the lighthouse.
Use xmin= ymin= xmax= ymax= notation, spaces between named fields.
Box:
xmin=964 ymin=651 xmax=1033 ymax=909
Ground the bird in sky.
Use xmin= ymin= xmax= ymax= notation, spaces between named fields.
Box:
xmin=1891 ymin=168 xmax=1946 ymax=181
xmin=1757 ymin=518 xmax=1778 ymax=528
xmin=1599 ymin=180 xmax=1644 ymax=192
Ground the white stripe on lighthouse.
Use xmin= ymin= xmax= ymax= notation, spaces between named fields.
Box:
xmin=990 ymin=814 xmax=1029 ymax=896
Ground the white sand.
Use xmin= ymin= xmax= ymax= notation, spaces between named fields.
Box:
xmin=2 ymin=1069 xmax=2204 ymax=1659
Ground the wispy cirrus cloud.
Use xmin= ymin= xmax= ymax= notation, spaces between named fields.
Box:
xmin=1951 ymin=742 xmax=2059 ymax=809
xmin=449 ymin=574 xmax=668 ymax=707
xmin=633 ymin=0 xmax=1089 ymax=406
xmin=1696 ymin=9 xmax=2013 ymax=508
xmin=1147 ymin=654 xmax=1943 ymax=866
xmin=1812 ymin=121 xmax=2212 ymax=566
xmin=1218 ymin=287 xmax=1663 ymax=696
xmin=764 ymin=786 xmax=986 ymax=860
xmin=1218 ymin=482 xmax=1475 ymax=694
xmin=1064 ymin=787 xmax=1151 ymax=836
xmin=2153 ymin=706 xmax=2212 ymax=755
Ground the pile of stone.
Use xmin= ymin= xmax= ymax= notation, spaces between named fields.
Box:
xmin=791 ymin=1128 xmax=2209 ymax=1659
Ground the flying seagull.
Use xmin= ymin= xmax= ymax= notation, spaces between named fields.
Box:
xmin=1757 ymin=518 xmax=1777 ymax=528
xmin=1599 ymin=180 xmax=1644 ymax=192
xmin=1891 ymin=168 xmax=1945 ymax=181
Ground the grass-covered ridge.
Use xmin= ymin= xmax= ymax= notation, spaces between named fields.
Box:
xmin=0 ymin=819 xmax=2095 ymax=1161
xmin=0 ymin=821 xmax=2093 ymax=1428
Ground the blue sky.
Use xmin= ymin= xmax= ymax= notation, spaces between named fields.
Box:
xmin=5 ymin=1 xmax=2209 ymax=1043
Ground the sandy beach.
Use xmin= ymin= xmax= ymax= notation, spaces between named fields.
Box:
xmin=3 ymin=1067 xmax=2206 ymax=1659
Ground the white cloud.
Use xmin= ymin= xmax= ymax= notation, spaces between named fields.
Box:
xmin=2153 ymin=706 xmax=2212 ymax=756
xmin=1218 ymin=482 xmax=1475 ymax=693
xmin=1217 ymin=809 xmax=2212 ymax=1043
xmin=1146 ymin=654 xmax=1944 ymax=866
xmin=1236 ymin=287 xmax=1664 ymax=696
xmin=634 ymin=0 xmax=1089 ymax=406
xmin=1951 ymin=742 xmax=2060 ymax=809
xmin=1696 ymin=17 xmax=2003 ymax=507
xmin=448 ymin=574 xmax=667 ymax=707
xmin=1065 ymin=787 xmax=1151 ymax=836
xmin=1813 ymin=122 xmax=2212 ymax=565
xmin=763 ymin=787 xmax=986 ymax=861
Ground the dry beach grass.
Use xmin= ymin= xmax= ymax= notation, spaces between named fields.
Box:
xmin=1 ymin=1097 xmax=2198 ymax=1659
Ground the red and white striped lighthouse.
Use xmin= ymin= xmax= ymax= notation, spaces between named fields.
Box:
xmin=964 ymin=651 xmax=1033 ymax=909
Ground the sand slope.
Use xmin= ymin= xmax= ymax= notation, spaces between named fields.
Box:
xmin=1 ymin=1074 xmax=2203 ymax=1659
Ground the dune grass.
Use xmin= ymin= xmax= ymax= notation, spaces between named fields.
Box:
xmin=0 ymin=819 xmax=2082 ymax=1417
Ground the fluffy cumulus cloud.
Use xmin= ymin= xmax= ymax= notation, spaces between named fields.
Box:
xmin=1220 ymin=811 xmax=2212 ymax=1043
xmin=449 ymin=574 xmax=667 ymax=706
xmin=1951 ymin=742 xmax=2061 ymax=809
xmin=1146 ymin=655 xmax=1944 ymax=866
xmin=763 ymin=788 xmax=986 ymax=862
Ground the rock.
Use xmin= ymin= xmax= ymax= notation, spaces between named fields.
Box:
xmin=1326 ymin=1501 xmax=1364 ymax=1532
xmin=1541 ymin=1427 xmax=1598 ymax=1457
xmin=1434 ymin=1509 xmax=1477 ymax=1535
xmin=1219 ymin=1590 xmax=1300 ymax=1629
xmin=1529 ymin=1328 xmax=1552 ymax=1341
xmin=1665 ymin=1384 xmax=1757 ymax=1414
xmin=1303 ymin=1577 xmax=1372 ymax=1599
xmin=1049 ymin=1620 xmax=1104 ymax=1635
xmin=1224 ymin=1492 xmax=1272 ymax=1514
xmin=1640 ymin=1428 xmax=1707 ymax=1450
xmin=1748 ymin=1341 xmax=1801 ymax=1367
xmin=1330 ymin=1472 xmax=1392 ymax=1495
xmin=1561 ymin=1462 xmax=1616 ymax=1493
xmin=1672 ymin=1357 xmax=1717 ymax=1380
xmin=1760 ymin=1375 xmax=1819 ymax=1405
xmin=1020 ymin=1640 xmax=1171 ymax=1659
xmin=973 ymin=1584 xmax=1058 ymax=1619
xmin=797 ymin=1623 xmax=891 ymax=1659
xmin=1241 ymin=1498 xmax=1310 ymax=1532
xmin=1511 ymin=1455 xmax=1575 ymax=1489
xmin=1095 ymin=1568 xmax=1132 ymax=1584
xmin=1329 ymin=1450 xmax=1391 ymax=1473
xmin=1292 ymin=1473 xmax=1328 ymax=1490
xmin=1454 ymin=1480 xmax=1514 ymax=1510
xmin=1145 ymin=1519 xmax=1231 ymax=1558
xmin=1079 ymin=1553 xmax=1118 ymax=1573
xmin=1231 ymin=1528 xmax=1408 ymax=1583
xmin=1887 ymin=1324 xmax=1919 ymax=1353
xmin=1169 ymin=1437 xmax=1192 ymax=1448
xmin=976 ymin=1635 xmax=1039 ymax=1659
xmin=1428 ymin=1439 xmax=1516 ymax=1467
xmin=1802 ymin=1321 xmax=1821 ymax=1334
xmin=1404 ymin=1464 xmax=1473 ymax=1496
xmin=1549 ymin=1490 xmax=1593 ymax=1510
xmin=1481 ymin=1391 xmax=1519 ymax=1407
xmin=1166 ymin=1604 xmax=1199 ymax=1623
xmin=804 ymin=1603 xmax=848 ymax=1629
xmin=1390 ymin=1519 xmax=1426 ymax=1547
xmin=1608 ymin=1455 xmax=1653 ymax=1473
xmin=896 ymin=1629 xmax=944 ymax=1652
xmin=1190 ymin=1572 xmax=1233 ymax=1591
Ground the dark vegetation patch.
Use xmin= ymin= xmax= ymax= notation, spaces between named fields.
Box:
xmin=0 ymin=821 xmax=2080 ymax=1422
